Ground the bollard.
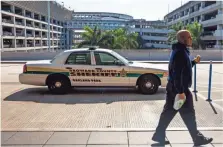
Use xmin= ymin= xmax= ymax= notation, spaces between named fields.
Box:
xmin=193 ymin=63 xmax=198 ymax=93
xmin=206 ymin=60 xmax=212 ymax=102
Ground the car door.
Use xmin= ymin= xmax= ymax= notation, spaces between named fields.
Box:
xmin=63 ymin=51 xmax=96 ymax=86
xmin=92 ymin=51 xmax=129 ymax=86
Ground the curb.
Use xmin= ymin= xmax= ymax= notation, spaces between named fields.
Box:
xmin=133 ymin=61 xmax=223 ymax=64
xmin=2 ymin=127 xmax=223 ymax=132
xmin=1 ymin=61 xmax=28 ymax=64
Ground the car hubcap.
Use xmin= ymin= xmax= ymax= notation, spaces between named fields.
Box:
xmin=145 ymin=82 xmax=152 ymax=88
xmin=55 ymin=81 xmax=62 ymax=88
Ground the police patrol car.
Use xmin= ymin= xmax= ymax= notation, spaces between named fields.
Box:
xmin=19 ymin=47 xmax=168 ymax=95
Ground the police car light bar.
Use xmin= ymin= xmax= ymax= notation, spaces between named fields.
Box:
xmin=88 ymin=46 xmax=99 ymax=50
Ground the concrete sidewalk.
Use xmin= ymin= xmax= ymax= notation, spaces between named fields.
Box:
xmin=2 ymin=130 xmax=223 ymax=147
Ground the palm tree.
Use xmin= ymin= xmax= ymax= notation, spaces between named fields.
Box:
xmin=102 ymin=28 xmax=138 ymax=49
xmin=78 ymin=26 xmax=113 ymax=48
xmin=125 ymin=31 xmax=138 ymax=49
xmin=78 ymin=26 xmax=138 ymax=49
xmin=137 ymin=34 xmax=144 ymax=49
xmin=105 ymin=29 xmax=125 ymax=49
xmin=168 ymin=21 xmax=205 ymax=50
xmin=168 ymin=22 xmax=185 ymax=44
xmin=186 ymin=21 xmax=205 ymax=50
xmin=112 ymin=28 xmax=138 ymax=49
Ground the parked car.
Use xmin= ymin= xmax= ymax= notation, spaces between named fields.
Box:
xmin=19 ymin=47 xmax=168 ymax=94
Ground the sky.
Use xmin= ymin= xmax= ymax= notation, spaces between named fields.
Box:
xmin=57 ymin=0 xmax=190 ymax=20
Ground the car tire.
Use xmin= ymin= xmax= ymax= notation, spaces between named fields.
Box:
xmin=138 ymin=75 xmax=159 ymax=95
xmin=47 ymin=75 xmax=71 ymax=94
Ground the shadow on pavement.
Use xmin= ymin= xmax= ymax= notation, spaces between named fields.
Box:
xmin=4 ymin=87 xmax=166 ymax=104
xmin=208 ymin=101 xmax=218 ymax=114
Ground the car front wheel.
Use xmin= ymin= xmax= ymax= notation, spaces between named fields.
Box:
xmin=138 ymin=75 xmax=159 ymax=95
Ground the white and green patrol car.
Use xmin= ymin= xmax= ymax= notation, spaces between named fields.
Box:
xmin=19 ymin=47 xmax=168 ymax=95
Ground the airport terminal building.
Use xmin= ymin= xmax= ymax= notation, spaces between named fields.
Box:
xmin=68 ymin=12 xmax=133 ymax=44
xmin=164 ymin=1 xmax=223 ymax=49
xmin=67 ymin=12 xmax=170 ymax=49
xmin=1 ymin=1 xmax=73 ymax=51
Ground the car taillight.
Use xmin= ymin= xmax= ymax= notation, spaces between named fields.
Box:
xmin=163 ymin=71 xmax=169 ymax=77
xmin=23 ymin=64 xmax=27 ymax=73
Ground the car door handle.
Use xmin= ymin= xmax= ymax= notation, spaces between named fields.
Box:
xmin=95 ymin=68 xmax=102 ymax=70
xmin=66 ymin=67 xmax=72 ymax=69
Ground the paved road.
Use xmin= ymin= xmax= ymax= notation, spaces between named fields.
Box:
xmin=1 ymin=64 xmax=223 ymax=131
xmin=193 ymin=64 xmax=223 ymax=111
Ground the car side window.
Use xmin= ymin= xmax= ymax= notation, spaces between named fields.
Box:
xmin=94 ymin=52 xmax=122 ymax=66
xmin=65 ymin=52 xmax=91 ymax=65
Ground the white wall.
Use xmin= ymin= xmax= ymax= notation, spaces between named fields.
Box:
xmin=1 ymin=49 xmax=222 ymax=61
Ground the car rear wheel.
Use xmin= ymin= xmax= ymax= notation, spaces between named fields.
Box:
xmin=138 ymin=75 xmax=159 ymax=95
xmin=47 ymin=75 xmax=71 ymax=94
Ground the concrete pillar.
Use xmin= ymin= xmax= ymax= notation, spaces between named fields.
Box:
xmin=1 ymin=38 xmax=3 ymax=50
xmin=139 ymin=22 xmax=143 ymax=36
xmin=12 ymin=5 xmax=15 ymax=13
xmin=13 ymin=39 xmax=16 ymax=48
xmin=13 ymin=14 xmax=16 ymax=26
xmin=201 ymin=1 xmax=205 ymax=8
xmin=66 ymin=29 xmax=69 ymax=48
xmin=215 ymin=40 xmax=221 ymax=49
xmin=218 ymin=8 xmax=223 ymax=14
xmin=22 ymin=9 xmax=25 ymax=17
xmin=25 ymin=38 xmax=27 ymax=47
xmin=189 ymin=7 xmax=192 ymax=13
xmin=0 ymin=1 xmax=2 ymax=50
xmin=216 ymin=1 xmax=222 ymax=5
xmin=201 ymin=15 xmax=204 ymax=21
xmin=13 ymin=27 xmax=16 ymax=37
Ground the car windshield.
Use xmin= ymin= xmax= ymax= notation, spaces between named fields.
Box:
xmin=111 ymin=51 xmax=133 ymax=64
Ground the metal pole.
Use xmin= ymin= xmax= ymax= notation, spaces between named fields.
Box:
xmin=193 ymin=64 xmax=198 ymax=92
xmin=207 ymin=60 xmax=212 ymax=101
xmin=47 ymin=0 xmax=51 ymax=52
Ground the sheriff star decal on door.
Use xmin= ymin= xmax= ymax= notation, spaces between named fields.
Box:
xmin=119 ymin=68 xmax=127 ymax=77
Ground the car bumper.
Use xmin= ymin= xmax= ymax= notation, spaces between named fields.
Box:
xmin=160 ymin=77 xmax=168 ymax=87
xmin=19 ymin=73 xmax=47 ymax=86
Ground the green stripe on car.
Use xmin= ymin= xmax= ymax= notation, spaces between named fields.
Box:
xmin=24 ymin=71 xmax=163 ymax=78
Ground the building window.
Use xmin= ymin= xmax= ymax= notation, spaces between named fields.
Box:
xmin=25 ymin=10 xmax=32 ymax=18
xmin=3 ymin=39 xmax=14 ymax=48
xmin=27 ymin=40 xmax=34 ymax=47
xmin=15 ymin=6 xmax=23 ymax=16
xmin=16 ymin=28 xmax=24 ymax=36
xmin=2 ymin=14 xmax=13 ymax=24
xmin=1 ymin=2 xmax=13 ymax=12
xmin=16 ymin=39 xmax=25 ymax=47
xmin=3 ymin=26 xmax=13 ymax=36
xmin=15 ymin=17 xmax=24 ymax=26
